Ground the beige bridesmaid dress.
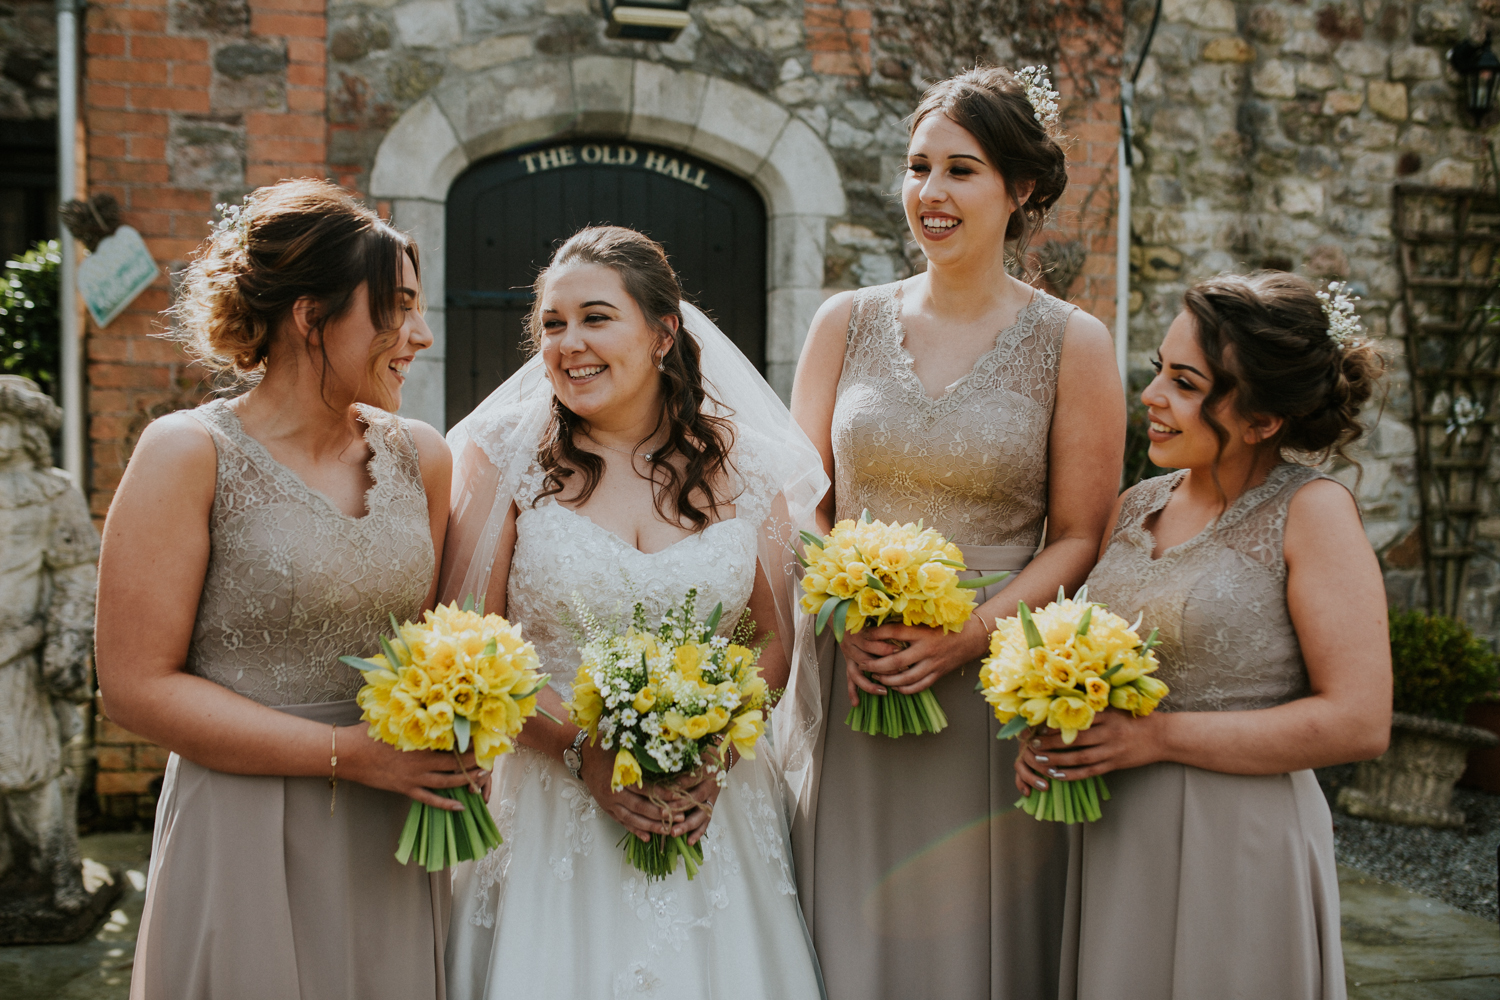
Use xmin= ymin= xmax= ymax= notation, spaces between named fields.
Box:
xmin=1066 ymin=463 xmax=1346 ymax=1000
xmin=800 ymin=281 xmax=1075 ymax=1000
xmin=129 ymin=400 xmax=448 ymax=1000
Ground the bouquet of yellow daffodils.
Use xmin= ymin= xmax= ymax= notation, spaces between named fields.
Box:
xmin=799 ymin=511 xmax=1007 ymax=737
xmin=565 ymin=590 xmax=767 ymax=881
xmin=342 ymin=599 xmax=551 ymax=871
xmin=979 ymin=587 xmax=1167 ymax=823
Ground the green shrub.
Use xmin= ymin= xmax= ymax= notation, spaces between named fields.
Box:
xmin=1388 ymin=608 xmax=1500 ymax=722
xmin=0 ymin=240 xmax=61 ymax=398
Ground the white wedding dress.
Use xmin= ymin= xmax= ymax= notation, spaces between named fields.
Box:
xmin=445 ymin=428 xmax=826 ymax=1000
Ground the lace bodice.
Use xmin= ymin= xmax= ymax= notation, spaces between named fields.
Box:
xmin=831 ymin=281 xmax=1073 ymax=546
xmin=1083 ymin=463 xmax=1327 ymax=713
xmin=506 ymin=428 xmax=782 ymax=697
xmin=184 ymin=400 xmax=435 ymax=707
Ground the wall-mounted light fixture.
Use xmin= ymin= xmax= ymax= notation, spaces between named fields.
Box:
xmin=601 ymin=0 xmax=691 ymax=42
xmin=1448 ymin=34 xmax=1500 ymax=127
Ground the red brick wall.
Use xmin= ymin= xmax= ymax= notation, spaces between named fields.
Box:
xmin=82 ymin=0 xmax=330 ymax=814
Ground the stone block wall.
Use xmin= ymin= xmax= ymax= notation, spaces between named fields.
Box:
xmin=1123 ymin=0 xmax=1500 ymax=637
xmin=82 ymin=0 xmax=331 ymax=816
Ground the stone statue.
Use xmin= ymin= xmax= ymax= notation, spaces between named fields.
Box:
xmin=0 ymin=375 xmax=118 ymax=943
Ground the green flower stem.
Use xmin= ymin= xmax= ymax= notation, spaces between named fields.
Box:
xmin=394 ymin=788 xmax=504 ymax=871
xmin=619 ymin=830 xmax=705 ymax=881
xmin=845 ymin=687 xmax=950 ymax=737
xmin=1014 ymin=775 xmax=1112 ymax=824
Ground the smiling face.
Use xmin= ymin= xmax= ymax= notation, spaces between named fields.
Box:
xmin=537 ymin=262 xmax=675 ymax=426
xmin=316 ymin=252 xmax=431 ymax=412
xmin=1143 ymin=310 xmax=1283 ymax=471
xmin=903 ymin=113 xmax=1028 ymax=266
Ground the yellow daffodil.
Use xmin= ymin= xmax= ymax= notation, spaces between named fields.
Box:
xmin=612 ymin=749 xmax=643 ymax=791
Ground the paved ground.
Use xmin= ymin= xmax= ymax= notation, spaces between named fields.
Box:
xmin=2 ymin=833 xmax=1496 ymax=998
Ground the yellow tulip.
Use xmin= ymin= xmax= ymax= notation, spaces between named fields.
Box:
xmin=739 ymin=675 xmax=768 ymax=707
xmin=705 ymin=706 xmax=730 ymax=732
xmin=633 ymin=685 xmax=657 ymax=713
xmin=1135 ymin=675 xmax=1169 ymax=702
xmin=567 ymin=677 xmax=604 ymax=728
xmin=674 ymin=644 xmax=703 ymax=680
xmin=662 ymin=711 xmax=689 ymax=739
xmin=682 ymin=715 xmax=711 ymax=740
xmin=612 ymin=749 xmax=643 ymax=791
xmin=728 ymin=710 xmax=763 ymax=759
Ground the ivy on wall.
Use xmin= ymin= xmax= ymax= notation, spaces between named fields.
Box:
xmin=0 ymin=240 xmax=61 ymax=398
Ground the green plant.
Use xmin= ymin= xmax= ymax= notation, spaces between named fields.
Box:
xmin=0 ymin=240 xmax=61 ymax=398
xmin=1388 ymin=609 xmax=1500 ymax=722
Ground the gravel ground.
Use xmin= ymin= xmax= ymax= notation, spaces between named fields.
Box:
xmin=1318 ymin=765 xmax=1500 ymax=922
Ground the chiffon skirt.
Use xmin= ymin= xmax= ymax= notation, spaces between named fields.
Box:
xmin=444 ymin=740 xmax=824 ymax=1000
xmin=808 ymin=549 xmax=1069 ymax=1000
xmin=130 ymin=700 xmax=449 ymax=1000
xmin=1060 ymin=762 xmax=1345 ymax=1000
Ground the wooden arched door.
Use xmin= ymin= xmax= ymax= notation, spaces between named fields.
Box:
xmin=444 ymin=139 xmax=768 ymax=428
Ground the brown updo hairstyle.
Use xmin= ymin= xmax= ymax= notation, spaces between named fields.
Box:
xmin=170 ymin=178 xmax=419 ymax=409
xmin=909 ymin=67 xmax=1070 ymax=263
xmin=1182 ymin=271 xmax=1384 ymax=470
xmin=526 ymin=225 xmax=736 ymax=530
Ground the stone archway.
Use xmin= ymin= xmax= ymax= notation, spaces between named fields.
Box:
xmin=368 ymin=55 xmax=847 ymax=429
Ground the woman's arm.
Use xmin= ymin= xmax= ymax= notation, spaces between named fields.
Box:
xmin=408 ymin=419 xmax=453 ymax=611
xmin=790 ymin=291 xmax=855 ymax=533
xmin=95 ymin=414 xmax=475 ymax=810
xmin=844 ymin=308 xmax=1125 ymax=699
xmin=1017 ymin=478 xmax=1392 ymax=790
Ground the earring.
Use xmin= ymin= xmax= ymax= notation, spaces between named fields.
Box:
xmin=655 ymin=356 xmax=666 ymax=372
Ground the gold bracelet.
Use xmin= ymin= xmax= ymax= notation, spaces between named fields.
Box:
xmin=329 ymin=725 xmax=339 ymax=815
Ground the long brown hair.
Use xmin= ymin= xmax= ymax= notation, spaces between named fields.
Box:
xmin=910 ymin=67 xmax=1069 ymax=264
xmin=170 ymin=178 xmax=419 ymax=410
xmin=527 ymin=226 xmax=736 ymax=530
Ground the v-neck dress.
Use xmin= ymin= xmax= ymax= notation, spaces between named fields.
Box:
xmin=1062 ymin=463 xmax=1345 ymax=1000
xmin=130 ymin=399 xmax=446 ymax=1000
xmin=443 ymin=427 xmax=824 ymax=1000
xmin=803 ymin=281 xmax=1075 ymax=1000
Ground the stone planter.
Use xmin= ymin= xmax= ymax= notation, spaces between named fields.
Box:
xmin=1337 ymin=712 xmax=1500 ymax=829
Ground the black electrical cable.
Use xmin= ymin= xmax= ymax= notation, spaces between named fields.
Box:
xmin=1121 ymin=0 xmax=1163 ymax=167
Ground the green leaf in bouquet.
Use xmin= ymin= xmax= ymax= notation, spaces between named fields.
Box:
xmin=631 ymin=744 xmax=666 ymax=775
xmin=997 ymin=715 xmax=1029 ymax=740
xmin=395 ymin=801 xmax=423 ymax=864
xmin=462 ymin=594 xmax=475 ymax=612
xmin=815 ymin=595 xmax=841 ymax=635
xmin=1100 ymin=662 xmax=1123 ymax=681
xmin=483 ymin=638 xmax=498 ymax=657
xmin=798 ymin=530 xmax=826 ymax=552
xmin=831 ymin=598 xmax=853 ymax=642
xmin=931 ymin=558 xmax=968 ymax=568
xmin=863 ymin=573 xmax=893 ymax=596
xmin=340 ymin=654 xmax=396 ymax=675
xmin=795 ymin=550 xmax=809 ymax=568
xmin=957 ymin=571 xmax=1010 ymax=590
xmin=535 ymin=706 xmax=564 ymax=725
xmin=1075 ymin=584 xmax=1090 ymax=603
xmin=860 ymin=509 xmax=873 ymax=524
xmin=1057 ymin=585 xmax=1067 ymax=603
xmin=1019 ymin=602 xmax=1045 ymax=649
xmin=516 ymin=676 xmax=552 ymax=699
xmin=390 ymin=613 xmax=414 ymax=660
xmin=1141 ymin=627 xmax=1161 ymax=653
xmin=704 ymin=602 xmax=724 ymax=636
xmin=453 ymin=714 xmax=471 ymax=753
xmin=379 ymin=635 xmax=405 ymax=671
xmin=1076 ymin=605 xmax=1093 ymax=636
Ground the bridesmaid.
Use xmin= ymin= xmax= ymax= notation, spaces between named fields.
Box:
xmin=96 ymin=179 xmax=464 ymax=999
xmin=1018 ymin=272 xmax=1390 ymax=999
xmin=790 ymin=67 xmax=1125 ymax=999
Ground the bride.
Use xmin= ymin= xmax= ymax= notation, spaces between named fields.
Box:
xmin=441 ymin=226 xmax=826 ymax=999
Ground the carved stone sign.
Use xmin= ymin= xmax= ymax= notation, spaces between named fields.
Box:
xmin=511 ymin=142 xmax=712 ymax=191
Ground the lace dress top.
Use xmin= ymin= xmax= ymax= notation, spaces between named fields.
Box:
xmin=831 ymin=281 xmax=1074 ymax=547
xmin=506 ymin=430 xmax=781 ymax=698
xmin=183 ymin=399 xmax=435 ymax=707
xmin=1083 ymin=463 xmax=1326 ymax=714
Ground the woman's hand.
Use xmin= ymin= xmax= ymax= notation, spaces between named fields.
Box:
xmin=579 ymin=741 xmax=677 ymax=842
xmin=338 ymin=725 xmax=484 ymax=811
xmin=839 ymin=618 xmax=988 ymax=705
xmin=663 ymin=761 xmax=727 ymax=846
xmin=1012 ymin=709 xmax=1167 ymax=796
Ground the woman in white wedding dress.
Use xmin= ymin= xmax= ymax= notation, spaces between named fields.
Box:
xmin=441 ymin=226 xmax=827 ymax=999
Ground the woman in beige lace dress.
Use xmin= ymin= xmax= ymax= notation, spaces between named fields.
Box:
xmin=1017 ymin=273 xmax=1391 ymax=999
xmin=789 ymin=69 xmax=1124 ymax=999
xmin=96 ymin=180 xmax=464 ymax=999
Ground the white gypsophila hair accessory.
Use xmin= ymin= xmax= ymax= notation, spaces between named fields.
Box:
xmin=1315 ymin=280 xmax=1364 ymax=349
xmin=211 ymin=196 xmax=253 ymax=250
xmin=1015 ymin=65 xmax=1061 ymax=134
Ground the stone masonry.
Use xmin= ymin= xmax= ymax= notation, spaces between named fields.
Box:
xmin=1122 ymin=0 xmax=1500 ymax=636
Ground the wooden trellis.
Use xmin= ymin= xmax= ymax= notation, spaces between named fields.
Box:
xmin=1396 ymin=183 xmax=1500 ymax=617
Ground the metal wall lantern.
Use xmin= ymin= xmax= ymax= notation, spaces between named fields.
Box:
xmin=600 ymin=0 xmax=691 ymax=42
xmin=1448 ymin=34 xmax=1500 ymax=126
